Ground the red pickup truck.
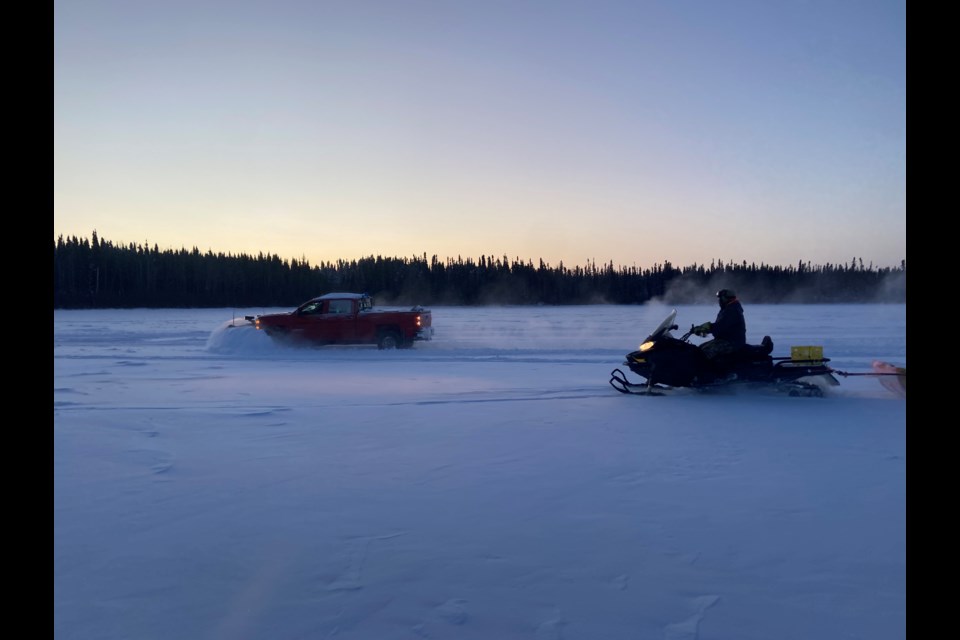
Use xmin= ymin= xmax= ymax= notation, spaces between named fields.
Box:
xmin=245 ymin=292 xmax=433 ymax=349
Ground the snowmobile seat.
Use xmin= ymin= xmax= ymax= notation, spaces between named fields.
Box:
xmin=705 ymin=337 xmax=774 ymax=378
xmin=737 ymin=336 xmax=773 ymax=362
xmin=740 ymin=336 xmax=774 ymax=360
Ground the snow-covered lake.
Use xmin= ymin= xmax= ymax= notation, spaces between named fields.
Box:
xmin=54 ymin=303 xmax=906 ymax=640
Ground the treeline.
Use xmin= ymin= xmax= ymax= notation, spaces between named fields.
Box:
xmin=54 ymin=232 xmax=906 ymax=308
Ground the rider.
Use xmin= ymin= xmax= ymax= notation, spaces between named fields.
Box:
xmin=693 ymin=289 xmax=746 ymax=363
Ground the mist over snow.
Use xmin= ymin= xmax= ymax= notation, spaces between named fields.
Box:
xmin=55 ymin=304 xmax=906 ymax=640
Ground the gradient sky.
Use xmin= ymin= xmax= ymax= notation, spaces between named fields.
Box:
xmin=54 ymin=0 xmax=906 ymax=270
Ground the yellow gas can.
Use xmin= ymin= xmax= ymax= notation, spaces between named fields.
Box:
xmin=790 ymin=346 xmax=824 ymax=363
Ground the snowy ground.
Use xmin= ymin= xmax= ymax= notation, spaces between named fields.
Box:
xmin=54 ymin=303 xmax=906 ymax=640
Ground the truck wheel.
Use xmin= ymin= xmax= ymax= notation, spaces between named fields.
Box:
xmin=378 ymin=331 xmax=401 ymax=350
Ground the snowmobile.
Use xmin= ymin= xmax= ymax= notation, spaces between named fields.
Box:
xmin=608 ymin=309 xmax=841 ymax=397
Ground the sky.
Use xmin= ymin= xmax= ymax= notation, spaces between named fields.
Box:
xmin=54 ymin=0 xmax=906 ymax=271
xmin=54 ymin=303 xmax=906 ymax=639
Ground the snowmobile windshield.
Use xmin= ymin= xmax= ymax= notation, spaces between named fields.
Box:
xmin=645 ymin=309 xmax=677 ymax=342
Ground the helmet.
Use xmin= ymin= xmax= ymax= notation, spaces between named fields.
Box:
xmin=716 ymin=289 xmax=736 ymax=306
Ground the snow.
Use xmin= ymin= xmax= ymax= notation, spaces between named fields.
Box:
xmin=54 ymin=303 xmax=906 ymax=640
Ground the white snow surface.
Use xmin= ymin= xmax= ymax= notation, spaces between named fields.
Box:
xmin=54 ymin=303 xmax=906 ymax=640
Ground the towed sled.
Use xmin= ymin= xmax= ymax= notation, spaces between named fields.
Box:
xmin=609 ymin=309 xmax=843 ymax=397
xmin=872 ymin=360 xmax=907 ymax=398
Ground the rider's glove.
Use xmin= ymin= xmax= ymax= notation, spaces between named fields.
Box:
xmin=693 ymin=322 xmax=712 ymax=337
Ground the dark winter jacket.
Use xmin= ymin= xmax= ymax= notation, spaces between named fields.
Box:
xmin=711 ymin=298 xmax=746 ymax=348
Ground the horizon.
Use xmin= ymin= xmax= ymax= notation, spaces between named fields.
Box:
xmin=55 ymin=230 xmax=906 ymax=272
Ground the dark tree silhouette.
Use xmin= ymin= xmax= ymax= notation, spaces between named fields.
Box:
xmin=53 ymin=233 xmax=906 ymax=309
